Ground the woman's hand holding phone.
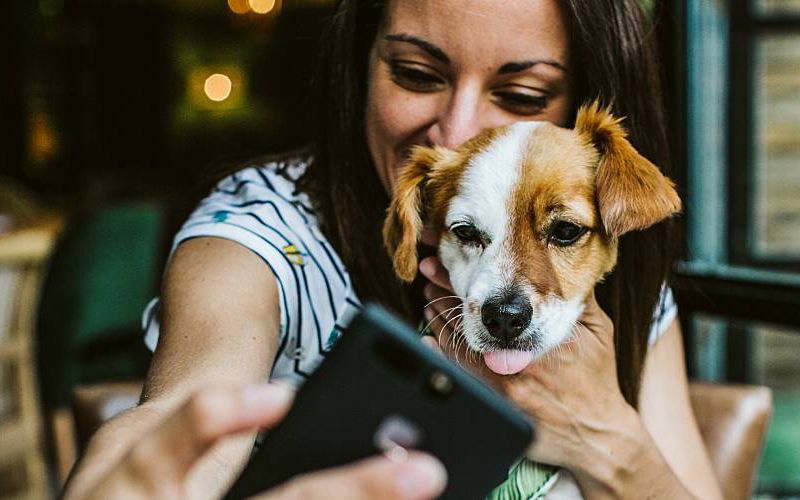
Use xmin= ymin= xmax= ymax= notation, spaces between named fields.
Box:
xmin=69 ymin=384 xmax=447 ymax=500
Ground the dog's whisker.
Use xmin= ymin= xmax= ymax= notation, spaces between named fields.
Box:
xmin=569 ymin=322 xmax=592 ymax=357
xmin=446 ymin=328 xmax=461 ymax=365
xmin=423 ymin=295 xmax=462 ymax=310
xmin=557 ymin=342 xmax=570 ymax=363
xmin=449 ymin=318 xmax=470 ymax=362
xmin=449 ymin=325 xmax=464 ymax=350
xmin=444 ymin=306 xmax=463 ymax=321
xmin=422 ymin=305 xmax=461 ymax=333
xmin=442 ymin=313 xmax=463 ymax=332
xmin=446 ymin=323 xmax=464 ymax=361
xmin=468 ymin=344 xmax=479 ymax=364
xmin=435 ymin=315 xmax=457 ymax=349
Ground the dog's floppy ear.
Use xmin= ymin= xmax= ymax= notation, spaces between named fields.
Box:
xmin=575 ymin=100 xmax=681 ymax=237
xmin=383 ymin=146 xmax=451 ymax=282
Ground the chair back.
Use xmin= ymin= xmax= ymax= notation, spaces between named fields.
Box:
xmin=689 ymin=382 xmax=773 ymax=500
xmin=37 ymin=202 xmax=164 ymax=409
xmin=0 ymin=218 xmax=62 ymax=498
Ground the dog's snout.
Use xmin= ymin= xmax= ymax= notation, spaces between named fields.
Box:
xmin=481 ymin=295 xmax=533 ymax=342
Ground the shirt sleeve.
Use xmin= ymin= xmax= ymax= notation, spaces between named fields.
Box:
xmin=647 ymin=284 xmax=678 ymax=346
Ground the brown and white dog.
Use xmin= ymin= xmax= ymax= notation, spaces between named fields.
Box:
xmin=383 ymin=101 xmax=681 ymax=376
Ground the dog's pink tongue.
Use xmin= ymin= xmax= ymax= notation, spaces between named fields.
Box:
xmin=482 ymin=350 xmax=534 ymax=375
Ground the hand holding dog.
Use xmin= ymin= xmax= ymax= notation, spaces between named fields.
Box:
xmin=419 ymin=254 xmax=643 ymax=482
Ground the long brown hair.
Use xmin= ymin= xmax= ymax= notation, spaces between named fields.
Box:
xmin=299 ymin=0 xmax=674 ymax=407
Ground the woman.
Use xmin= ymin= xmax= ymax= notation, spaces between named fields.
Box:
xmin=65 ymin=0 xmax=723 ymax=498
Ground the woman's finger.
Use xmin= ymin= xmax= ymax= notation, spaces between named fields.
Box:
xmin=118 ymin=384 xmax=294 ymax=487
xmin=420 ymin=335 xmax=445 ymax=356
xmin=423 ymin=283 xmax=460 ymax=317
xmin=418 ymin=256 xmax=452 ymax=291
xmin=419 ymin=228 xmax=440 ymax=248
xmin=578 ymin=290 xmax=614 ymax=342
xmin=259 ymin=451 xmax=447 ymax=500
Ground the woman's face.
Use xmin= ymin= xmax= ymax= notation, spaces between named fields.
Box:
xmin=366 ymin=0 xmax=575 ymax=193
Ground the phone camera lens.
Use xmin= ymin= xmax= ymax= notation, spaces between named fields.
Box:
xmin=429 ymin=371 xmax=453 ymax=395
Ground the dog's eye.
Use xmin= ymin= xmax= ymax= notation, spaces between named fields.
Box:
xmin=549 ymin=221 xmax=587 ymax=246
xmin=452 ymin=224 xmax=483 ymax=247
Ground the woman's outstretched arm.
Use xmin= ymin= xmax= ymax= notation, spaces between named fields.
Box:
xmin=64 ymin=237 xmax=282 ymax=500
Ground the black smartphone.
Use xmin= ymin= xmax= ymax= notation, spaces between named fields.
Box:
xmin=225 ymin=303 xmax=533 ymax=500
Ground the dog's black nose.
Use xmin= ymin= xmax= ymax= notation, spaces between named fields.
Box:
xmin=481 ymin=295 xmax=533 ymax=341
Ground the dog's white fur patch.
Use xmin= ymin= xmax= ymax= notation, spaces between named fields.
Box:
xmin=532 ymin=295 xmax=585 ymax=355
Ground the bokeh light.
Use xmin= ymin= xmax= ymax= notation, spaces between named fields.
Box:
xmin=203 ymin=73 xmax=233 ymax=102
xmin=227 ymin=0 xmax=250 ymax=14
xmin=248 ymin=0 xmax=276 ymax=14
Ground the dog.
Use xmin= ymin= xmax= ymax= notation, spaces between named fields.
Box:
xmin=383 ymin=101 xmax=681 ymax=376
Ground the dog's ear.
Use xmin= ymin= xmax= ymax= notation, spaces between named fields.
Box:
xmin=383 ymin=146 xmax=451 ymax=282
xmin=575 ymin=100 xmax=681 ymax=238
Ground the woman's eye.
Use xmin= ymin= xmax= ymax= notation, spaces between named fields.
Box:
xmin=492 ymin=91 xmax=548 ymax=115
xmin=452 ymin=224 xmax=483 ymax=247
xmin=389 ymin=62 xmax=444 ymax=92
xmin=548 ymin=221 xmax=587 ymax=246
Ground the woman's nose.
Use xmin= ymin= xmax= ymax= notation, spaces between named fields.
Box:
xmin=426 ymin=87 xmax=486 ymax=150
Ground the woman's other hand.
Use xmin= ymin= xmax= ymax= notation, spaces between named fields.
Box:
xmin=419 ymin=255 xmax=640 ymax=479
xmin=493 ymin=292 xmax=639 ymax=475
xmin=74 ymin=384 xmax=447 ymax=500
xmin=419 ymin=230 xmax=463 ymax=345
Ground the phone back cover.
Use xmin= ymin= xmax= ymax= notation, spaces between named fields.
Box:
xmin=227 ymin=304 xmax=533 ymax=500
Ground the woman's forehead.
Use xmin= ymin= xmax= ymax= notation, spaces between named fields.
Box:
xmin=379 ymin=0 xmax=571 ymax=70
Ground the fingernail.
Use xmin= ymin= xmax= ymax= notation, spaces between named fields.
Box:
xmin=395 ymin=454 xmax=448 ymax=500
xmin=421 ymin=337 xmax=445 ymax=355
xmin=419 ymin=259 xmax=434 ymax=278
xmin=241 ymin=383 xmax=294 ymax=412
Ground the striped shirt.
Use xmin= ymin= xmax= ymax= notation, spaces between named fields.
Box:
xmin=142 ymin=156 xmax=678 ymax=384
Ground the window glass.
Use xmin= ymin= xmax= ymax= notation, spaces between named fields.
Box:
xmin=752 ymin=34 xmax=800 ymax=258
xmin=757 ymin=0 xmax=800 ymax=15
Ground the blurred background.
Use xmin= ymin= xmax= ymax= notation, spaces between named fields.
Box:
xmin=0 ymin=0 xmax=799 ymax=498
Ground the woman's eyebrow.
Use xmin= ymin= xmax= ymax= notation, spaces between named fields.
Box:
xmin=384 ymin=33 xmax=450 ymax=64
xmin=498 ymin=60 xmax=568 ymax=74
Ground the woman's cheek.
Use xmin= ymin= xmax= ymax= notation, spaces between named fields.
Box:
xmin=365 ymin=84 xmax=398 ymax=193
xmin=370 ymin=92 xmax=430 ymax=190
